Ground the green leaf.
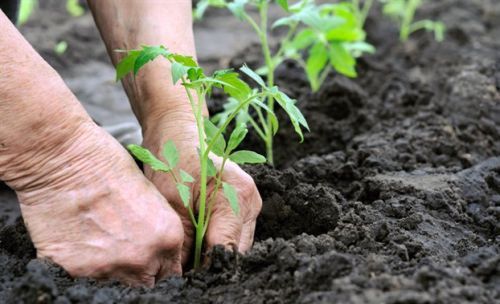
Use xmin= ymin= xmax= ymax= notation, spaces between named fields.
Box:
xmin=289 ymin=28 xmax=316 ymax=51
xmin=54 ymin=41 xmax=68 ymax=55
xmin=127 ymin=144 xmax=170 ymax=172
xmin=163 ymin=140 xmax=179 ymax=169
xmin=176 ymin=183 xmax=191 ymax=208
xmin=329 ymin=42 xmax=357 ymax=78
xmin=215 ymin=71 xmax=251 ymax=100
xmin=66 ymin=0 xmax=84 ymax=17
xmin=273 ymin=92 xmax=309 ymax=141
xmin=223 ymin=182 xmax=239 ymax=215
xmin=229 ymin=150 xmax=266 ymax=164
xmin=227 ymin=0 xmax=247 ymax=20
xmin=134 ymin=45 xmax=170 ymax=75
xmin=251 ymin=98 xmax=279 ymax=135
xmin=180 ymin=170 xmax=195 ymax=183
xmin=18 ymin=0 xmax=37 ymax=25
xmin=227 ymin=123 xmax=248 ymax=153
xmin=240 ymin=65 xmax=266 ymax=88
xmin=207 ymin=157 xmax=218 ymax=177
xmin=276 ymin=0 xmax=289 ymax=11
xmin=306 ymin=42 xmax=329 ymax=92
xmin=171 ymin=62 xmax=189 ymax=85
xmin=204 ymin=118 xmax=226 ymax=156
xmin=116 ymin=50 xmax=140 ymax=81
xmin=171 ymin=54 xmax=198 ymax=67
xmin=194 ymin=0 xmax=227 ymax=20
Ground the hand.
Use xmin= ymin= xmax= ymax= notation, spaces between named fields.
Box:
xmin=9 ymin=121 xmax=184 ymax=287
xmin=142 ymin=113 xmax=262 ymax=265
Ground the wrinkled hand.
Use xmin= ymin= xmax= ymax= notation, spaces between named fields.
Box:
xmin=13 ymin=122 xmax=184 ymax=287
xmin=142 ymin=114 xmax=262 ymax=265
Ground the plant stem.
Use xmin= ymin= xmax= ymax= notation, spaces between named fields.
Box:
xmin=180 ymin=83 xmax=208 ymax=269
xmin=257 ymin=1 xmax=275 ymax=166
xmin=359 ymin=0 xmax=373 ymax=27
xmin=400 ymin=0 xmax=420 ymax=41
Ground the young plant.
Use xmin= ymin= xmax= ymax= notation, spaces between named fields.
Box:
xmin=195 ymin=0 xmax=373 ymax=164
xmin=116 ymin=45 xmax=308 ymax=268
xmin=18 ymin=0 xmax=84 ymax=25
xmin=351 ymin=0 xmax=374 ymax=28
xmin=380 ymin=0 xmax=445 ymax=42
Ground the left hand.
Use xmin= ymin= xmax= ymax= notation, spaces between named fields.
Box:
xmin=142 ymin=112 xmax=263 ymax=266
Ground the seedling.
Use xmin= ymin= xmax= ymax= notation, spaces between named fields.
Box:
xmin=17 ymin=0 xmax=84 ymax=25
xmin=351 ymin=0 xmax=374 ymax=28
xmin=380 ymin=0 xmax=445 ymax=42
xmin=116 ymin=45 xmax=307 ymax=268
xmin=196 ymin=0 xmax=373 ymax=164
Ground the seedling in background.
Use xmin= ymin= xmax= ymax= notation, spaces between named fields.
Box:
xmin=195 ymin=0 xmax=373 ymax=164
xmin=380 ymin=0 xmax=445 ymax=42
xmin=18 ymin=0 xmax=84 ymax=25
xmin=116 ymin=45 xmax=307 ymax=268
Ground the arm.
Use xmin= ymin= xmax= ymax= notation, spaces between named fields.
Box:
xmin=0 ymin=11 xmax=183 ymax=286
xmin=86 ymin=0 xmax=206 ymax=131
xmin=87 ymin=0 xmax=262 ymax=265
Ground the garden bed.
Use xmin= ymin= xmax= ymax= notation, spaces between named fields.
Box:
xmin=0 ymin=0 xmax=499 ymax=303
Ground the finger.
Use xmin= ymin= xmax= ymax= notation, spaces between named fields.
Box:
xmin=205 ymin=192 xmax=243 ymax=253
xmin=155 ymin=248 xmax=183 ymax=283
xmin=238 ymin=219 xmax=257 ymax=252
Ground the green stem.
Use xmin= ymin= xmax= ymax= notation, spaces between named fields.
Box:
xmin=202 ymin=157 xmax=228 ymax=235
xmin=203 ymin=93 xmax=264 ymax=159
xmin=359 ymin=0 xmax=373 ymax=28
xmin=401 ymin=0 xmax=420 ymax=41
xmin=258 ymin=1 xmax=275 ymax=166
xmin=193 ymin=90 xmax=208 ymax=269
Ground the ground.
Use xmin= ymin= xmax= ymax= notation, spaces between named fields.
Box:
xmin=0 ymin=0 xmax=499 ymax=303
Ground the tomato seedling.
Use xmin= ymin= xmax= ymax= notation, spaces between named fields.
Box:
xmin=380 ymin=0 xmax=445 ymax=42
xmin=196 ymin=0 xmax=373 ymax=164
xmin=116 ymin=45 xmax=308 ymax=268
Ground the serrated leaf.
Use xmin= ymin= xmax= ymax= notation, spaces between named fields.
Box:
xmin=162 ymin=140 xmax=179 ymax=169
xmin=240 ymin=65 xmax=266 ymax=88
xmin=329 ymin=42 xmax=357 ymax=78
xmin=273 ymin=92 xmax=309 ymax=141
xmin=227 ymin=123 xmax=248 ymax=153
xmin=171 ymin=54 xmax=198 ymax=67
xmin=306 ymin=42 xmax=329 ymax=92
xmin=176 ymin=183 xmax=191 ymax=208
xmin=223 ymin=182 xmax=239 ymax=215
xmin=116 ymin=50 xmax=140 ymax=81
xmin=134 ymin=45 xmax=170 ymax=75
xmin=227 ymin=0 xmax=247 ymax=20
xmin=127 ymin=144 xmax=170 ymax=172
xmin=171 ymin=62 xmax=189 ymax=84
xmin=204 ymin=118 xmax=226 ymax=156
xmin=229 ymin=150 xmax=266 ymax=164
xmin=276 ymin=0 xmax=289 ymax=11
xmin=214 ymin=71 xmax=251 ymax=101
xmin=289 ymin=28 xmax=316 ymax=51
xmin=180 ymin=170 xmax=195 ymax=183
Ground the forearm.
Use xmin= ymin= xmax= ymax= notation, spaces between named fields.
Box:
xmin=87 ymin=0 xmax=206 ymax=132
xmin=0 ymin=11 xmax=91 ymax=188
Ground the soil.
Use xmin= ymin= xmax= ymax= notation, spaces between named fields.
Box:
xmin=1 ymin=0 xmax=499 ymax=303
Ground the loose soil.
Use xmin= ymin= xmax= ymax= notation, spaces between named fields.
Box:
xmin=0 ymin=0 xmax=499 ymax=303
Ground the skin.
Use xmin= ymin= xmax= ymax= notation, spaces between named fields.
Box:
xmin=0 ymin=0 xmax=261 ymax=286
xmin=87 ymin=0 xmax=262 ymax=265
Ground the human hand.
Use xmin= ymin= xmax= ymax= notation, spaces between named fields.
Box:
xmin=142 ymin=113 xmax=262 ymax=266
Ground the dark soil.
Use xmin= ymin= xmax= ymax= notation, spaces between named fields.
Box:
xmin=1 ymin=0 xmax=499 ymax=303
